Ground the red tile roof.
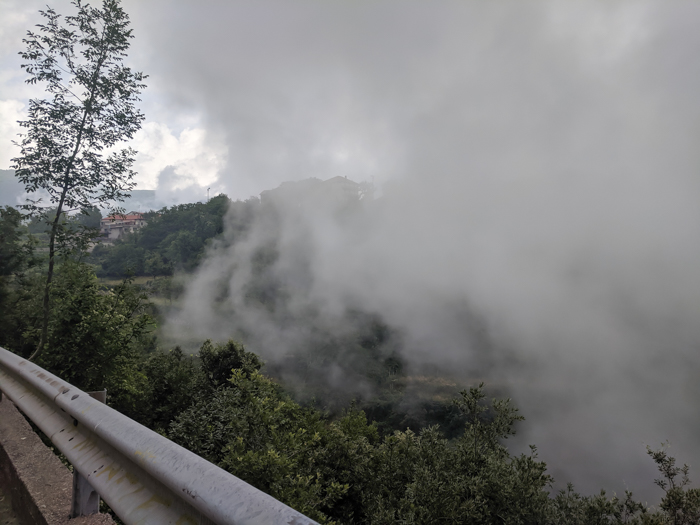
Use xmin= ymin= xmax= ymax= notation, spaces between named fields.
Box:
xmin=103 ymin=213 xmax=144 ymax=221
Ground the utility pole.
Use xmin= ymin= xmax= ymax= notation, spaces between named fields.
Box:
xmin=207 ymin=187 xmax=210 ymax=203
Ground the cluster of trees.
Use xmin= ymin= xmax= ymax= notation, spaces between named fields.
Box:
xmin=164 ymin=357 xmax=700 ymax=524
xmin=26 ymin=206 xmax=102 ymax=234
xmin=89 ymin=195 xmax=256 ymax=277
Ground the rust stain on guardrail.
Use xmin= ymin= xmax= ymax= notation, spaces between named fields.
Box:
xmin=135 ymin=493 xmax=172 ymax=510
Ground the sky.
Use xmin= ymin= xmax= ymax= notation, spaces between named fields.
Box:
xmin=1 ymin=0 xmax=683 ymax=205
xmin=3 ymin=0 xmax=700 ymax=500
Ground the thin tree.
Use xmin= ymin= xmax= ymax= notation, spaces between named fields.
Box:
xmin=11 ymin=0 xmax=146 ymax=361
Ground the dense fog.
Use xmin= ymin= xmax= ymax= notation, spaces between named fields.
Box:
xmin=147 ymin=1 xmax=700 ymax=499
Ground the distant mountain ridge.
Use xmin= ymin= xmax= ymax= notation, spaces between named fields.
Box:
xmin=0 ymin=170 xmax=158 ymax=212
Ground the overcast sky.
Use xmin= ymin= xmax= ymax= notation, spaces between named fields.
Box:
xmin=3 ymin=0 xmax=695 ymax=202
xmin=3 ymin=0 xmax=700 ymax=498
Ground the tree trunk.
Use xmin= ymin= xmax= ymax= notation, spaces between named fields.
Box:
xmin=29 ymin=188 xmax=68 ymax=362
xmin=28 ymin=45 xmax=108 ymax=362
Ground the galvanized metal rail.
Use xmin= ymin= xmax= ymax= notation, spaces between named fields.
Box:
xmin=0 ymin=346 xmax=318 ymax=525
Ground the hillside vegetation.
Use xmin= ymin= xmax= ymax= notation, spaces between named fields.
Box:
xmin=91 ymin=194 xmax=256 ymax=276
xmin=1 ymin=202 xmax=699 ymax=524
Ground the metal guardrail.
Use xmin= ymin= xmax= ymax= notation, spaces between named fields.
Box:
xmin=0 ymin=346 xmax=318 ymax=525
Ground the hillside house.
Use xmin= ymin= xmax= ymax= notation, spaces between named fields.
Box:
xmin=100 ymin=213 xmax=146 ymax=241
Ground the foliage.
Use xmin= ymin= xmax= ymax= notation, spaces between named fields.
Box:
xmin=357 ymin=388 xmax=551 ymax=525
xmin=119 ymin=339 xmax=263 ymax=433
xmin=145 ymin=275 xmax=183 ymax=304
xmin=37 ymin=262 xmax=152 ymax=390
xmin=132 ymin=346 xmax=205 ymax=431
xmin=549 ymin=484 xmax=648 ymax=525
xmin=14 ymin=0 xmax=146 ymax=216
xmin=12 ymin=0 xmax=146 ymax=361
xmin=545 ymin=446 xmax=700 ymax=525
xmin=90 ymin=195 xmax=258 ymax=277
xmin=0 ymin=260 xmax=153 ymax=417
xmin=168 ymin=374 xmax=553 ymax=523
xmin=26 ymin=206 xmax=101 ymax=239
xmin=169 ymin=368 xmax=350 ymax=523
xmin=144 ymin=252 xmax=169 ymax=278
xmin=27 ymin=207 xmax=65 ymax=234
xmin=0 ymin=206 xmax=34 ymax=338
xmin=648 ymin=445 xmax=700 ymax=525
xmin=76 ymin=205 xmax=102 ymax=229
xmin=160 ymin=353 xmax=700 ymax=525
xmin=0 ymin=207 xmax=29 ymax=278
xmin=199 ymin=338 xmax=263 ymax=387
xmin=97 ymin=242 xmax=146 ymax=275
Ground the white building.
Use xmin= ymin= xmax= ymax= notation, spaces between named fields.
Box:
xmin=100 ymin=213 xmax=147 ymax=241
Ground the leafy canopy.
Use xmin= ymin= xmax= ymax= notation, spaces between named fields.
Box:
xmin=11 ymin=0 xmax=146 ymax=361
xmin=13 ymin=0 xmax=146 ymax=218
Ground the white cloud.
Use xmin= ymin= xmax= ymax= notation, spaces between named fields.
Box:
xmin=130 ymin=121 xmax=228 ymax=191
xmin=0 ymin=98 xmax=23 ymax=168
xmin=0 ymin=1 xmax=34 ymax=61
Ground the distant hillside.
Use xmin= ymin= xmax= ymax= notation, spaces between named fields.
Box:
xmin=90 ymin=195 xmax=258 ymax=277
xmin=0 ymin=170 xmax=24 ymax=207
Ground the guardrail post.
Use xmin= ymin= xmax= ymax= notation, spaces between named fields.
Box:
xmin=70 ymin=389 xmax=106 ymax=517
